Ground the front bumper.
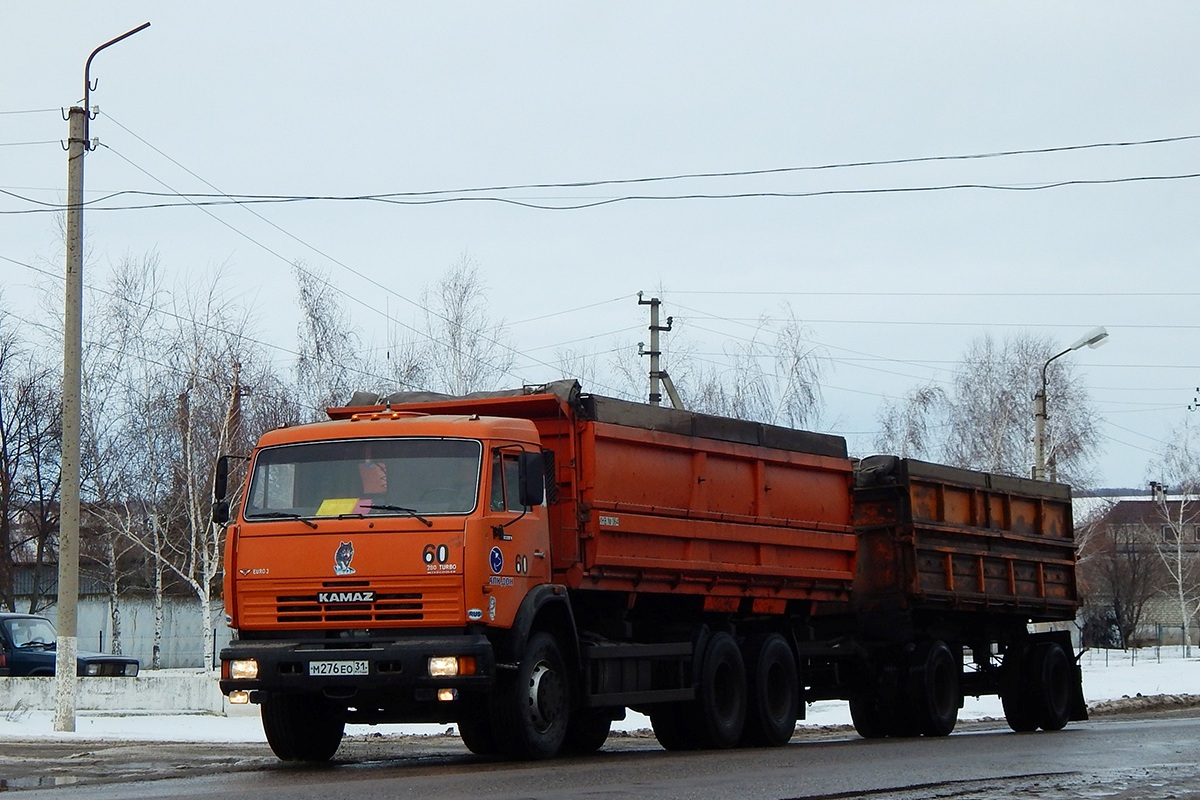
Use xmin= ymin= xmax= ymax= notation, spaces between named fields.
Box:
xmin=218 ymin=633 xmax=496 ymax=699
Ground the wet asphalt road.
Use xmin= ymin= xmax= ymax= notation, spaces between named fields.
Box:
xmin=3 ymin=711 xmax=1199 ymax=799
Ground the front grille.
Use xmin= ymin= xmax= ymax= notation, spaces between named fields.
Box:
xmin=276 ymin=592 xmax=423 ymax=623
xmin=238 ymin=576 xmax=463 ymax=629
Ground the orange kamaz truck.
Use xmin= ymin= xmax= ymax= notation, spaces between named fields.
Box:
xmin=215 ymin=381 xmax=1085 ymax=762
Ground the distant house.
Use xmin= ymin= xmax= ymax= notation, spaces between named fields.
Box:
xmin=1084 ymin=498 xmax=1200 ymax=646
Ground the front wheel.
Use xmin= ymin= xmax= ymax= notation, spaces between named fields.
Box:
xmin=490 ymin=631 xmax=570 ymax=760
xmin=260 ymin=693 xmax=345 ymax=762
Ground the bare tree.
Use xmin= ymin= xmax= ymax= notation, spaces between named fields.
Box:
xmin=875 ymin=332 xmax=1103 ymax=484
xmin=0 ymin=305 xmax=61 ymax=613
xmin=78 ymin=253 xmax=167 ymax=655
xmin=660 ymin=307 xmax=826 ymax=427
xmin=294 ymin=263 xmax=365 ymax=420
xmin=1148 ymin=416 xmax=1200 ymax=654
xmin=419 ymin=255 xmax=515 ymax=394
xmin=1076 ymin=502 xmax=1164 ymax=649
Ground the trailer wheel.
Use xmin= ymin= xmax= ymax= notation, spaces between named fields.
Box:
xmin=490 ymin=631 xmax=570 ymax=760
xmin=688 ymin=631 xmax=747 ymax=749
xmin=1000 ymin=644 xmax=1038 ymax=732
xmin=741 ymin=633 xmax=799 ymax=747
xmin=563 ymin=709 xmax=612 ymax=754
xmin=458 ymin=716 xmax=500 ymax=756
xmin=1027 ymin=642 xmax=1072 ymax=732
xmin=910 ymin=640 xmax=960 ymax=737
xmin=260 ymin=693 xmax=345 ymax=762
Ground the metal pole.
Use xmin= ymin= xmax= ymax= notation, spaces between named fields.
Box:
xmin=54 ymin=21 xmax=150 ymax=734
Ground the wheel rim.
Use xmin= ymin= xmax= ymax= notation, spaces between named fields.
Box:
xmin=526 ymin=660 xmax=566 ymax=733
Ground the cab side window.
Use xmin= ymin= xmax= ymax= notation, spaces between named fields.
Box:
xmin=490 ymin=452 xmax=526 ymax=512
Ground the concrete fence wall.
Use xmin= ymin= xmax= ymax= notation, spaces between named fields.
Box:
xmin=32 ymin=597 xmax=235 ymax=670
xmin=0 ymin=670 xmax=230 ymax=714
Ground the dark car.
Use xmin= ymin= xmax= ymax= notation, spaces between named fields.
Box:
xmin=0 ymin=613 xmax=139 ymax=677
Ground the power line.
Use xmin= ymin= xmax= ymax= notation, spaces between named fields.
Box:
xmin=6 ymin=171 xmax=1200 ymax=215
xmin=93 ymin=114 xmax=631 ymax=394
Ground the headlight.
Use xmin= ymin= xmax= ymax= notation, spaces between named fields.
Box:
xmin=428 ymin=656 xmax=476 ymax=677
xmin=228 ymin=658 xmax=259 ymax=680
xmin=85 ymin=663 xmax=101 ymax=676
xmin=124 ymin=663 xmax=139 ymax=677
xmin=428 ymin=656 xmax=459 ymax=677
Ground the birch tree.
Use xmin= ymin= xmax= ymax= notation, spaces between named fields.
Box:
xmin=420 ymin=255 xmax=515 ymax=394
xmin=875 ymin=332 xmax=1102 ymax=484
xmin=1148 ymin=416 xmax=1200 ymax=654
xmin=682 ymin=308 xmax=825 ymax=428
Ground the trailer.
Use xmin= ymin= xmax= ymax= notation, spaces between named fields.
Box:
xmin=215 ymin=381 xmax=1084 ymax=762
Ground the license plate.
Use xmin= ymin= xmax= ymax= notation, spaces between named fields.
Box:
xmin=308 ymin=660 xmax=369 ymax=676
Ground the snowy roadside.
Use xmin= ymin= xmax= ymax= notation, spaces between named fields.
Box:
xmin=1 ymin=647 xmax=1196 ymax=744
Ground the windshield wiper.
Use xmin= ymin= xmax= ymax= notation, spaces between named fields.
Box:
xmin=245 ymin=511 xmax=318 ymax=529
xmin=364 ymin=504 xmax=433 ymax=527
xmin=18 ymin=641 xmax=53 ymax=650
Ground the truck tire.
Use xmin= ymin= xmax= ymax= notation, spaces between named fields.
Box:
xmin=849 ymin=695 xmax=890 ymax=739
xmin=563 ymin=709 xmax=612 ymax=754
xmin=650 ymin=704 xmax=697 ymax=751
xmin=490 ymin=631 xmax=570 ymax=760
xmin=1000 ymin=644 xmax=1038 ymax=732
xmin=1027 ymin=642 xmax=1072 ymax=732
xmin=457 ymin=716 xmax=499 ymax=756
xmin=910 ymin=640 xmax=960 ymax=737
xmin=741 ymin=633 xmax=799 ymax=747
xmin=687 ymin=631 xmax=747 ymax=749
xmin=260 ymin=693 xmax=344 ymax=762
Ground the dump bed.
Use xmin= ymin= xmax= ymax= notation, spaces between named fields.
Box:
xmin=368 ymin=382 xmax=859 ymax=609
xmin=850 ymin=456 xmax=1077 ymax=622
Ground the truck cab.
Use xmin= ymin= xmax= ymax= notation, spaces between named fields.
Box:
xmin=218 ymin=411 xmax=551 ymax=759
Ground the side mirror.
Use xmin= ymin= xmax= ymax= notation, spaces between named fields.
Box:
xmin=212 ymin=455 xmax=230 ymax=524
xmin=518 ymin=451 xmax=545 ymax=508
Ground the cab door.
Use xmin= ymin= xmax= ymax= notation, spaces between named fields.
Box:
xmin=478 ymin=447 xmax=550 ymax=628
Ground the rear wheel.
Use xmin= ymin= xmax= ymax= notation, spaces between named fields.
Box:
xmin=1027 ymin=642 xmax=1072 ymax=732
xmin=563 ymin=709 xmax=613 ymax=754
xmin=1000 ymin=643 xmax=1039 ymax=732
xmin=260 ymin=693 xmax=345 ymax=762
xmin=849 ymin=695 xmax=890 ymax=739
xmin=650 ymin=703 xmax=697 ymax=751
xmin=490 ymin=631 xmax=570 ymax=760
xmin=687 ymin=631 xmax=747 ymax=749
xmin=910 ymin=640 xmax=960 ymax=737
xmin=741 ymin=633 xmax=799 ymax=747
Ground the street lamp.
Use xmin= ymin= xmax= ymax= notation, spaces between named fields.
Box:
xmin=1032 ymin=326 xmax=1109 ymax=481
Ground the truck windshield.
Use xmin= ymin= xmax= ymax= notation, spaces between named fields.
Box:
xmin=244 ymin=438 xmax=482 ymax=521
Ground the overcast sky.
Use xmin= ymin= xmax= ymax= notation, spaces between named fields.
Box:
xmin=3 ymin=3 xmax=1199 ymax=489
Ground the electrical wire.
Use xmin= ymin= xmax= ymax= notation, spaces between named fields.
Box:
xmin=95 ymin=113 xmax=623 ymax=392
xmin=6 ymin=170 xmax=1200 ymax=214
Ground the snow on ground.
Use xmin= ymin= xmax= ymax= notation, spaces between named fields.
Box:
xmin=2 ymin=647 xmax=1197 ymax=743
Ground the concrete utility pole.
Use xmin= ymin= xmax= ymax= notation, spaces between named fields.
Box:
xmin=637 ymin=292 xmax=683 ymax=409
xmin=55 ymin=21 xmax=149 ymax=734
